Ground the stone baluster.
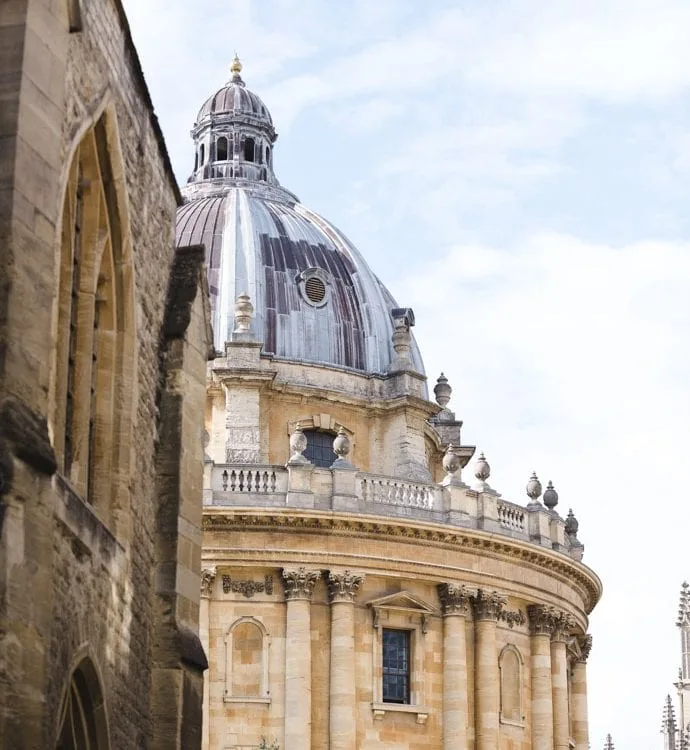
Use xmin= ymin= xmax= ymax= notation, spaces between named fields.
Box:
xmin=552 ymin=613 xmax=573 ymax=750
xmin=528 ymin=605 xmax=558 ymax=750
xmin=282 ymin=568 xmax=320 ymax=750
xmin=200 ymin=567 xmax=217 ymax=750
xmin=572 ymin=635 xmax=592 ymax=750
xmin=438 ymin=584 xmax=472 ymax=750
xmin=327 ymin=571 xmax=365 ymax=750
xmin=473 ymin=589 xmax=507 ymax=750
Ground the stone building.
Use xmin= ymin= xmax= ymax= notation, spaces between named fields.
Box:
xmin=176 ymin=58 xmax=603 ymax=750
xmin=0 ymin=1 xmax=210 ymax=747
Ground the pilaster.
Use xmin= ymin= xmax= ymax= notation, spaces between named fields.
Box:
xmin=551 ymin=614 xmax=573 ymax=750
xmin=572 ymin=635 xmax=592 ymax=750
xmin=528 ymin=605 xmax=559 ymax=750
xmin=199 ymin=567 xmax=216 ymax=750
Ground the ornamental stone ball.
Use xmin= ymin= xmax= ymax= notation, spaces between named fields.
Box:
xmin=289 ymin=422 xmax=308 ymax=463
xmin=333 ymin=426 xmax=351 ymax=460
xmin=475 ymin=452 xmax=490 ymax=483
xmin=526 ymin=471 xmax=542 ymax=501
xmin=442 ymin=444 xmax=461 ymax=477
xmin=543 ymin=480 xmax=559 ymax=510
xmin=434 ymin=373 xmax=452 ymax=407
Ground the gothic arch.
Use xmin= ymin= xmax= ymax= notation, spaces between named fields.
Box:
xmin=55 ymin=655 xmax=110 ymax=750
xmin=224 ymin=616 xmax=271 ymax=703
xmin=499 ymin=643 xmax=524 ymax=724
xmin=51 ymin=101 xmax=136 ymax=541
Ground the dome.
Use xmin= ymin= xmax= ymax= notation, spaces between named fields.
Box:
xmin=195 ymin=56 xmax=274 ymax=134
xmin=178 ymin=58 xmax=425 ymax=377
xmin=176 ymin=186 xmax=424 ymax=375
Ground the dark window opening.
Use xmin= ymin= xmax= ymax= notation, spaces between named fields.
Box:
xmin=199 ymin=143 xmax=205 ymax=165
xmin=217 ymin=136 xmax=228 ymax=161
xmin=193 ymin=152 xmax=198 ymax=171
xmin=382 ymin=629 xmax=410 ymax=704
xmin=305 ymin=276 xmax=326 ymax=304
xmin=303 ymin=429 xmax=335 ymax=468
xmin=265 ymin=145 xmax=270 ymax=165
xmin=244 ymin=137 xmax=255 ymax=162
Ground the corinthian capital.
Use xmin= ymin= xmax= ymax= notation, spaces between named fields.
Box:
xmin=281 ymin=567 xmax=320 ymax=601
xmin=327 ymin=570 xmax=365 ymax=603
xmin=438 ymin=583 xmax=472 ymax=616
xmin=527 ymin=604 xmax=562 ymax=635
xmin=200 ymin=567 xmax=217 ymax=598
xmin=472 ymin=589 xmax=508 ymax=621
xmin=552 ymin=612 xmax=576 ymax=643
xmin=577 ymin=634 xmax=593 ymax=662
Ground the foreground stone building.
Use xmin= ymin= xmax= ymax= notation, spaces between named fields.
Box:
xmin=177 ymin=59 xmax=603 ymax=750
xmin=0 ymin=1 xmax=210 ymax=747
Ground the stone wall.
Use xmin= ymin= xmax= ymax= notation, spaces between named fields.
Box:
xmin=0 ymin=0 xmax=208 ymax=747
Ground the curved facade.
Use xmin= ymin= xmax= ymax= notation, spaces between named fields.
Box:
xmin=186 ymin=61 xmax=602 ymax=750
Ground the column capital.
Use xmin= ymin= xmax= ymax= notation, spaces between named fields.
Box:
xmin=438 ymin=583 xmax=472 ymax=616
xmin=527 ymin=604 xmax=564 ymax=635
xmin=552 ymin=612 xmax=575 ymax=643
xmin=472 ymin=589 xmax=507 ymax=621
xmin=327 ymin=570 xmax=365 ymax=603
xmin=575 ymin=633 xmax=592 ymax=662
xmin=281 ymin=567 xmax=320 ymax=601
xmin=201 ymin=566 xmax=217 ymax=598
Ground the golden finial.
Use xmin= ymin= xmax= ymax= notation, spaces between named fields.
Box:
xmin=230 ymin=53 xmax=242 ymax=76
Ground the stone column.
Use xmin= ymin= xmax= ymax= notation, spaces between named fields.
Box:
xmin=572 ymin=635 xmax=592 ymax=750
xmin=200 ymin=568 xmax=216 ymax=750
xmin=438 ymin=584 xmax=472 ymax=750
xmin=551 ymin=614 xmax=573 ymax=750
xmin=327 ymin=571 xmax=365 ymax=750
xmin=282 ymin=568 xmax=320 ymax=750
xmin=473 ymin=590 xmax=507 ymax=750
xmin=528 ymin=605 xmax=558 ymax=750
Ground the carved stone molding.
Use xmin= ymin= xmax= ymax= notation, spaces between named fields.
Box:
xmin=527 ymin=604 xmax=565 ymax=636
xmin=202 ymin=511 xmax=601 ymax=614
xmin=281 ymin=567 xmax=320 ymax=601
xmin=201 ymin=567 xmax=217 ymax=598
xmin=327 ymin=570 xmax=365 ymax=603
xmin=222 ymin=575 xmax=274 ymax=598
xmin=437 ymin=583 xmax=472 ymax=616
xmin=501 ymin=609 xmax=527 ymax=629
xmin=472 ymin=589 xmax=508 ymax=621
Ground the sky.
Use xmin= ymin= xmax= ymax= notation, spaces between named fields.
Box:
xmin=123 ymin=1 xmax=690 ymax=747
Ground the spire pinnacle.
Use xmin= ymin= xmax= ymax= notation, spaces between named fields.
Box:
xmin=604 ymin=734 xmax=615 ymax=750
xmin=678 ymin=581 xmax=690 ymax=627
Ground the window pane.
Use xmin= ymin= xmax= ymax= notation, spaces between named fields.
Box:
xmin=382 ymin=629 xmax=410 ymax=704
xmin=303 ymin=430 xmax=335 ymax=468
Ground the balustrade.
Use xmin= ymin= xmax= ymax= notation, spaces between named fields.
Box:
xmin=497 ymin=500 xmax=525 ymax=532
xmin=360 ymin=474 xmax=437 ymax=510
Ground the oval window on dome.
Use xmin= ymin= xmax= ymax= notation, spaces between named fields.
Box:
xmin=297 ymin=268 xmax=330 ymax=308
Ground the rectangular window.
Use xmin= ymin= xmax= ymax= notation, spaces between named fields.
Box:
xmin=382 ymin=629 xmax=410 ymax=704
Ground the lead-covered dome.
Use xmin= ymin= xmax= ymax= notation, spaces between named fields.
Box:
xmin=196 ymin=57 xmax=274 ymax=129
xmin=177 ymin=59 xmax=425 ymax=376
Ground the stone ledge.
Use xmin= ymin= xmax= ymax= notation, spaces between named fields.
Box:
xmin=223 ymin=695 xmax=271 ymax=705
xmin=372 ymin=702 xmax=429 ymax=724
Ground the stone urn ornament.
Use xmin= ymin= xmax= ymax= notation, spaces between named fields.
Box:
xmin=526 ymin=471 xmax=542 ymax=503
xmin=288 ymin=423 xmax=309 ymax=464
xmin=332 ymin=426 xmax=351 ymax=462
xmin=442 ymin=444 xmax=461 ymax=478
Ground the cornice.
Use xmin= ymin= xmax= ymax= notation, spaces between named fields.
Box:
xmin=202 ymin=508 xmax=602 ymax=613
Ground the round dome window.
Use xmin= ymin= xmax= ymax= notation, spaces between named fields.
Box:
xmin=297 ymin=268 xmax=330 ymax=308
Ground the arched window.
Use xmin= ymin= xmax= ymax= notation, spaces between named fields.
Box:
xmin=303 ymin=429 xmax=335 ymax=468
xmin=193 ymin=152 xmax=198 ymax=172
xmin=216 ymin=136 xmax=228 ymax=161
xmin=56 ymin=658 xmax=109 ymax=749
xmin=224 ymin=617 xmax=270 ymax=703
xmin=54 ymin=116 xmax=133 ymax=530
xmin=199 ymin=143 xmax=205 ymax=165
xmin=244 ymin=137 xmax=255 ymax=162
xmin=499 ymin=645 xmax=524 ymax=724
xmin=265 ymin=145 xmax=270 ymax=165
